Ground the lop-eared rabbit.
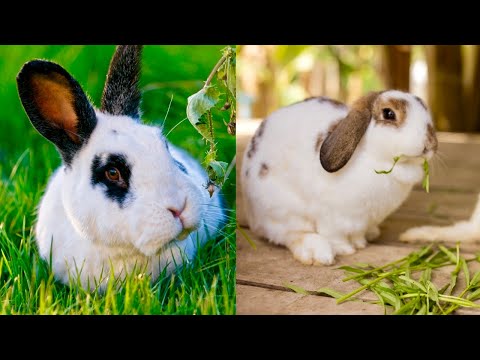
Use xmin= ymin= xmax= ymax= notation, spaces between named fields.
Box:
xmin=241 ymin=91 xmax=437 ymax=265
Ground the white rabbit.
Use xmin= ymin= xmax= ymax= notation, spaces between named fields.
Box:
xmin=400 ymin=194 xmax=480 ymax=243
xmin=241 ymin=91 xmax=438 ymax=265
xmin=16 ymin=45 xmax=225 ymax=290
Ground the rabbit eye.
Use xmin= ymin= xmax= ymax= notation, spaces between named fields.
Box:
xmin=382 ymin=108 xmax=396 ymax=121
xmin=92 ymin=153 xmax=131 ymax=206
xmin=105 ymin=167 xmax=121 ymax=182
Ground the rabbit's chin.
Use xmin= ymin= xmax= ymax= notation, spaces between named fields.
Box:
xmin=176 ymin=227 xmax=196 ymax=241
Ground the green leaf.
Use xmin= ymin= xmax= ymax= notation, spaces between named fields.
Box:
xmin=426 ymin=281 xmax=439 ymax=302
xmin=467 ymin=288 xmax=480 ymax=301
xmin=217 ymin=47 xmax=236 ymax=99
xmin=237 ymin=224 xmax=256 ymax=250
xmin=353 ymin=263 xmax=371 ymax=269
xmin=471 ymin=271 xmax=480 ymax=286
xmin=439 ymin=294 xmax=480 ymax=308
xmin=337 ymin=266 xmax=366 ymax=274
xmin=226 ymin=56 xmax=236 ymax=98
xmin=375 ymin=156 xmax=400 ymax=174
xmin=373 ymin=285 xmax=401 ymax=310
xmin=371 ymin=288 xmax=387 ymax=314
xmin=315 ymin=287 xmax=345 ymax=299
xmin=186 ymin=86 xmax=220 ymax=142
xmin=207 ymin=160 xmax=228 ymax=183
xmin=394 ymin=298 xmax=419 ymax=315
xmin=422 ymin=159 xmax=430 ymax=193
xmin=283 ymin=283 xmax=309 ymax=295
xmin=439 ymin=245 xmax=457 ymax=264
xmin=398 ymin=276 xmax=427 ymax=292
xmin=421 ymin=268 xmax=432 ymax=283
xmin=416 ymin=303 xmax=427 ymax=315
xmin=462 ymin=259 xmax=470 ymax=288
xmin=439 ymin=283 xmax=450 ymax=295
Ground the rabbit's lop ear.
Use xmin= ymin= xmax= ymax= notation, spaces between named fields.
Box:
xmin=16 ymin=60 xmax=97 ymax=165
xmin=101 ymin=45 xmax=143 ymax=120
xmin=320 ymin=91 xmax=380 ymax=172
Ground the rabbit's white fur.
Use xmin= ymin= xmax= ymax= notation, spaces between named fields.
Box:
xmin=36 ymin=112 xmax=224 ymax=289
xmin=400 ymin=194 xmax=480 ymax=243
xmin=241 ymin=90 xmax=436 ymax=265
xmin=17 ymin=46 xmax=226 ymax=291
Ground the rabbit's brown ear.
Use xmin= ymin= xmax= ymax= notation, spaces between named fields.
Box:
xmin=320 ymin=91 xmax=380 ymax=172
xmin=101 ymin=45 xmax=143 ymax=119
xmin=17 ymin=60 xmax=97 ymax=165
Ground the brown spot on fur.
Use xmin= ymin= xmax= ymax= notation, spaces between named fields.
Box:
xmin=373 ymin=97 xmax=408 ymax=128
xmin=245 ymin=168 xmax=250 ymax=177
xmin=259 ymin=163 xmax=269 ymax=177
xmin=320 ymin=91 xmax=381 ymax=172
xmin=247 ymin=119 xmax=267 ymax=158
xmin=425 ymin=123 xmax=438 ymax=152
xmin=414 ymin=96 xmax=427 ymax=110
xmin=30 ymin=73 xmax=80 ymax=143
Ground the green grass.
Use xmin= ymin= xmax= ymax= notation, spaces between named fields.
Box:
xmin=0 ymin=45 xmax=236 ymax=314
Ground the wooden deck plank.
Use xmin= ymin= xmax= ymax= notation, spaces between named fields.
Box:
xmin=238 ymin=228 xmax=480 ymax=313
xmin=238 ymin=229 xmax=477 ymax=295
xmin=236 ymin=119 xmax=480 ymax=314
xmin=237 ymin=284 xmax=386 ymax=315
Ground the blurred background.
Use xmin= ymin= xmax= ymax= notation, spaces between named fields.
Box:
xmin=237 ymin=45 xmax=480 ymax=132
xmin=0 ymin=45 xmax=235 ymax=206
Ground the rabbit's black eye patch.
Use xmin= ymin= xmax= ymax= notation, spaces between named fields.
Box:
xmin=91 ymin=153 xmax=131 ymax=207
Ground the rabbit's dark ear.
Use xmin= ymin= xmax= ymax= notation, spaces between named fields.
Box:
xmin=320 ymin=91 xmax=380 ymax=172
xmin=17 ymin=60 xmax=97 ymax=165
xmin=101 ymin=45 xmax=143 ymax=119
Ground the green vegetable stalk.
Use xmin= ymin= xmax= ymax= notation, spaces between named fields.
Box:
xmin=375 ymin=156 xmax=430 ymax=193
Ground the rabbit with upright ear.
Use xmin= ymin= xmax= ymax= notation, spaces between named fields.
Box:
xmin=16 ymin=45 xmax=226 ymax=290
xmin=241 ymin=91 xmax=438 ymax=265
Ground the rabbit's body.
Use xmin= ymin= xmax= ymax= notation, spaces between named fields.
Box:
xmin=242 ymin=92 xmax=437 ymax=265
xmin=36 ymin=113 xmax=223 ymax=287
xmin=17 ymin=46 xmax=225 ymax=289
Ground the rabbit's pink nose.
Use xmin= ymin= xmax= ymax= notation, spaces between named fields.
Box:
xmin=168 ymin=208 xmax=183 ymax=218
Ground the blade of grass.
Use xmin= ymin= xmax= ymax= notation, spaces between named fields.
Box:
xmin=283 ymin=283 xmax=309 ymax=295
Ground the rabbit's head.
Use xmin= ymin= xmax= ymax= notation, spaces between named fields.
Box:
xmin=320 ymin=90 xmax=437 ymax=172
xmin=17 ymin=46 xmax=205 ymax=256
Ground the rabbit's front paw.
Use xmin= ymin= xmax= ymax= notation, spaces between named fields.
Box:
xmin=366 ymin=226 xmax=381 ymax=241
xmin=288 ymin=234 xmax=335 ymax=266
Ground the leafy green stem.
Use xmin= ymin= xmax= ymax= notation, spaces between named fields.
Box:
xmin=204 ymin=53 xmax=228 ymax=89
xmin=374 ymin=156 xmax=400 ymax=174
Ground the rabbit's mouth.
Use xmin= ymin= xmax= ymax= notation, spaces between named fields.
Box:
xmin=399 ymin=153 xmax=432 ymax=165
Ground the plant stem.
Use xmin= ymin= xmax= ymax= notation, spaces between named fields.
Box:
xmin=207 ymin=111 xmax=215 ymax=150
xmin=224 ymin=155 xmax=236 ymax=184
xmin=342 ymin=257 xmax=407 ymax=282
xmin=337 ymin=272 xmax=394 ymax=304
xmin=204 ymin=53 xmax=228 ymax=89
xmin=342 ymin=245 xmax=433 ymax=282
xmin=237 ymin=223 xmax=257 ymax=250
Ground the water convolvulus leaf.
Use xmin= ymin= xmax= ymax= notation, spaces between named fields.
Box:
xmin=375 ymin=156 xmax=400 ymax=174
